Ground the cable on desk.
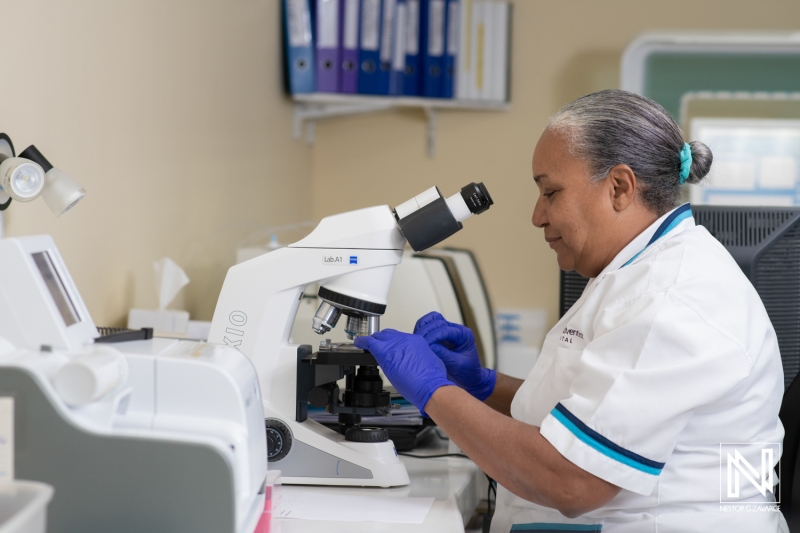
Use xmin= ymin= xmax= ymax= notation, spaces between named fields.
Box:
xmin=486 ymin=474 xmax=496 ymax=513
xmin=398 ymin=452 xmax=470 ymax=459
xmin=485 ymin=474 xmax=497 ymax=533
xmin=400 ymin=451 xmax=496 ymax=531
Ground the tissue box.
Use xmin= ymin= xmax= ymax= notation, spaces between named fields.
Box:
xmin=128 ymin=309 xmax=190 ymax=335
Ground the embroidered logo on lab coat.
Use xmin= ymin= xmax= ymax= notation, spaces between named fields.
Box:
xmin=560 ymin=327 xmax=584 ymax=345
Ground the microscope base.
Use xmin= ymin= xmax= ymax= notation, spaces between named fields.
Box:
xmin=268 ymin=410 xmax=410 ymax=487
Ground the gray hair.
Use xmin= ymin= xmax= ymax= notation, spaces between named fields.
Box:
xmin=547 ymin=89 xmax=713 ymax=215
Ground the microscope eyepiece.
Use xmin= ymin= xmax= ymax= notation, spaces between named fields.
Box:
xmin=394 ymin=182 xmax=493 ymax=252
xmin=460 ymin=182 xmax=493 ymax=215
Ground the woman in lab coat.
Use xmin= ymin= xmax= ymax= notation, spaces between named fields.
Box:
xmin=355 ymin=89 xmax=787 ymax=532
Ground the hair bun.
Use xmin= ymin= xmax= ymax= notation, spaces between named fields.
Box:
xmin=685 ymin=141 xmax=713 ymax=184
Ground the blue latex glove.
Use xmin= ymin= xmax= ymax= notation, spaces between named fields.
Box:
xmin=413 ymin=312 xmax=497 ymax=401
xmin=354 ymin=329 xmax=455 ymax=417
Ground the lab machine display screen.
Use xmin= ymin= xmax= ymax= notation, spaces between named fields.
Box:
xmin=32 ymin=251 xmax=81 ymax=327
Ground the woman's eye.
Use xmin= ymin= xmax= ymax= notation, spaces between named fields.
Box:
xmin=543 ymin=190 xmax=557 ymax=198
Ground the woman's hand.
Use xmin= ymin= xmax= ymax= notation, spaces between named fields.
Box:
xmin=354 ymin=329 xmax=455 ymax=417
xmin=414 ymin=312 xmax=497 ymax=401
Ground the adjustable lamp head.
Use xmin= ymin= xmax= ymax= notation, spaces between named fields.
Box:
xmin=19 ymin=145 xmax=86 ymax=216
xmin=0 ymin=134 xmax=86 ymax=217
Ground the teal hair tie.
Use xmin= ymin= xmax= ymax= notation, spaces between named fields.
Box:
xmin=679 ymin=143 xmax=692 ymax=184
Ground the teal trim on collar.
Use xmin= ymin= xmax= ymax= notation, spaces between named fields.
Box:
xmin=621 ymin=204 xmax=693 ymax=268
xmin=511 ymin=524 xmax=603 ymax=531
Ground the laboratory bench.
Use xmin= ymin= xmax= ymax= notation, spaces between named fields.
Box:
xmin=274 ymin=435 xmax=487 ymax=532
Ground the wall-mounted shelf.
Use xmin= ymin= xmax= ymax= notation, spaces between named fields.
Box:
xmin=292 ymin=93 xmax=510 ymax=157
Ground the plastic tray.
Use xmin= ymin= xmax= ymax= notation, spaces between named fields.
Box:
xmin=0 ymin=481 xmax=54 ymax=533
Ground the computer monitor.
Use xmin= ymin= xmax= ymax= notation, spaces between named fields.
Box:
xmin=560 ymin=206 xmax=800 ymax=389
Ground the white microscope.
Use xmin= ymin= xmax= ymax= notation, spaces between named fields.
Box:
xmin=208 ymin=182 xmax=493 ymax=487
xmin=0 ymin=235 xmax=268 ymax=533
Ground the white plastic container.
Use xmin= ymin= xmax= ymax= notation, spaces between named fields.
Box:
xmin=0 ymin=481 xmax=53 ymax=533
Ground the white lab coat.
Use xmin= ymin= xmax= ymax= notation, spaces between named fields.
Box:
xmin=491 ymin=204 xmax=787 ymax=533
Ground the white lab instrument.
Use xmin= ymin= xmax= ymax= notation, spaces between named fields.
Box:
xmin=208 ymin=183 xmax=493 ymax=487
xmin=0 ymin=235 xmax=268 ymax=533
xmin=0 ymin=235 xmax=98 ymax=352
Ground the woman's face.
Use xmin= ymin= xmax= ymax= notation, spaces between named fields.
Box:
xmin=531 ymin=129 xmax=620 ymax=278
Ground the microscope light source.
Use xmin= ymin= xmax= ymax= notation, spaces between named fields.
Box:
xmin=0 ymin=157 xmax=46 ymax=202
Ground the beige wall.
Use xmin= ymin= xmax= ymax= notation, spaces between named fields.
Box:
xmin=310 ymin=1 xmax=800 ymax=328
xmin=0 ymin=1 xmax=313 ymax=325
xmin=2 ymin=1 xmax=799 ymax=330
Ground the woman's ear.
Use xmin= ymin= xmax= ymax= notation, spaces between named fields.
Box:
xmin=607 ymin=164 xmax=637 ymax=212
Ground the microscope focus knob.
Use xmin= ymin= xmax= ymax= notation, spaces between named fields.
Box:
xmin=265 ymin=418 xmax=292 ymax=462
xmin=308 ymin=386 xmax=331 ymax=408
xmin=344 ymin=427 xmax=389 ymax=443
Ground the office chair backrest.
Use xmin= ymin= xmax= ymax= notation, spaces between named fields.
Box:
xmin=779 ymin=371 xmax=800 ymax=519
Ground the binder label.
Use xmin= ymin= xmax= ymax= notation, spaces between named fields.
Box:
xmin=476 ymin=17 xmax=485 ymax=90
xmin=406 ymin=0 xmax=419 ymax=55
xmin=447 ymin=1 xmax=459 ymax=54
xmin=287 ymin=0 xmax=313 ymax=47
xmin=380 ymin=0 xmax=397 ymax=63
xmin=427 ymin=0 xmax=445 ymax=56
xmin=361 ymin=0 xmax=381 ymax=51
xmin=393 ymin=3 xmax=408 ymax=70
xmin=344 ymin=0 xmax=360 ymax=49
xmin=317 ymin=0 xmax=340 ymax=48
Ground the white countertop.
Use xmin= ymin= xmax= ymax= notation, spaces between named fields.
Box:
xmin=273 ymin=436 xmax=484 ymax=532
